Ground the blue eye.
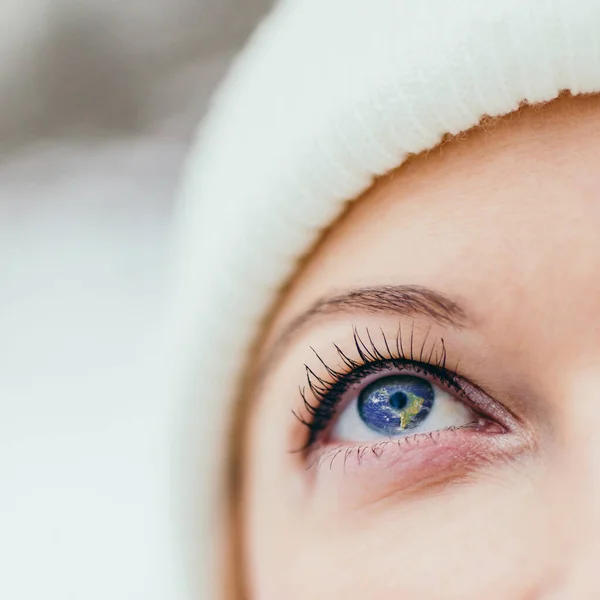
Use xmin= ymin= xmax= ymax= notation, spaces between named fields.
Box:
xmin=331 ymin=372 xmax=476 ymax=443
xmin=358 ymin=376 xmax=434 ymax=435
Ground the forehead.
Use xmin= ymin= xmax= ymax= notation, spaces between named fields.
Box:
xmin=268 ymin=94 xmax=600 ymax=359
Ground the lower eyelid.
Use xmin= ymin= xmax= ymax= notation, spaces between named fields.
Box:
xmin=304 ymin=425 xmax=530 ymax=508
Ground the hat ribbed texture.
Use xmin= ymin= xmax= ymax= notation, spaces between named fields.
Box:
xmin=169 ymin=0 xmax=600 ymax=597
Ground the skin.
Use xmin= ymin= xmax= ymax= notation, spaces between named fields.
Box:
xmin=240 ymin=93 xmax=600 ymax=599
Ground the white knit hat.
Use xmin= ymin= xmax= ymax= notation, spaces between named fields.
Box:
xmin=169 ymin=0 xmax=600 ymax=597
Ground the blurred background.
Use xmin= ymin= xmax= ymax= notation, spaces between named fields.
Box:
xmin=0 ymin=1 xmax=273 ymax=598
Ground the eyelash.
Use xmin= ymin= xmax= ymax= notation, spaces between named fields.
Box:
xmin=295 ymin=324 xmax=477 ymax=451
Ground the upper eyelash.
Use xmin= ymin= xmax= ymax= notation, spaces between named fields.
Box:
xmin=294 ymin=324 xmax=463 ymax=450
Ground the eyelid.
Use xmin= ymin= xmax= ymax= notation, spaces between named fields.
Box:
xmin=294 ymin=325 xmax=520 ymax=453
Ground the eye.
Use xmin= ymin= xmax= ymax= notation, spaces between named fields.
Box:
xmin=331 ymin=373 xmax=477 ymax=443
xmin=296 ymin=328 xmax=510 ymax=453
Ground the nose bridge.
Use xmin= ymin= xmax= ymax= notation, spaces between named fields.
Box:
xmin=557 ymin=371 xmax=600 ymax=522
xmin=541 ymin=370 xmax=600 ymax=596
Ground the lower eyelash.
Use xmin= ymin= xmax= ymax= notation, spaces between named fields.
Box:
xmin=294 ymin=324 xmax=463 ymax=451
xmin=306 ymin=423 xmax=485 ymax=471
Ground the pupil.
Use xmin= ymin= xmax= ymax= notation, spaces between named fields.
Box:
xmin=389 ymin=391 xmax=408 ymax=410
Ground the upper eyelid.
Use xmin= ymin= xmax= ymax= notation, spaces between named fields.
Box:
xmin=254 ymin=285 xmax=471 ymax=390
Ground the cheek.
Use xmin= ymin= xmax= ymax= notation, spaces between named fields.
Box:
xmin=247 ymin=469 xmax=549 ymax=600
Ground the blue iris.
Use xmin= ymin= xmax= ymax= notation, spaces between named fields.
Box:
xmin=357 ymin=375 xmax=435 ymax=435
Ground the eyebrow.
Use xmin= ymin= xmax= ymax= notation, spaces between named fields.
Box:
xmin=265 ymin=285 xmax=469 ymax=366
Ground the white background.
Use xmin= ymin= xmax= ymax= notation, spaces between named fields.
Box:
xmin=0 ymin=1 xmax=272 ymax=597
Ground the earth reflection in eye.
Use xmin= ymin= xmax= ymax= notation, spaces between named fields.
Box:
xmin=357 ymin=376 xmax=435 ymax=435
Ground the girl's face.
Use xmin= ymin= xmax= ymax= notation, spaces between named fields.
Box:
xmin=242 ymin=95 xmax=600 ymax=599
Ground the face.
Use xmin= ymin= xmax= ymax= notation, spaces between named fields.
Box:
xmin=241 ymin=94 xmax=600 ymax=599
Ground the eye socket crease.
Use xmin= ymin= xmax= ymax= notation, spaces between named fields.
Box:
xmin=255 ymin=285 xmax=472 ymax=387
